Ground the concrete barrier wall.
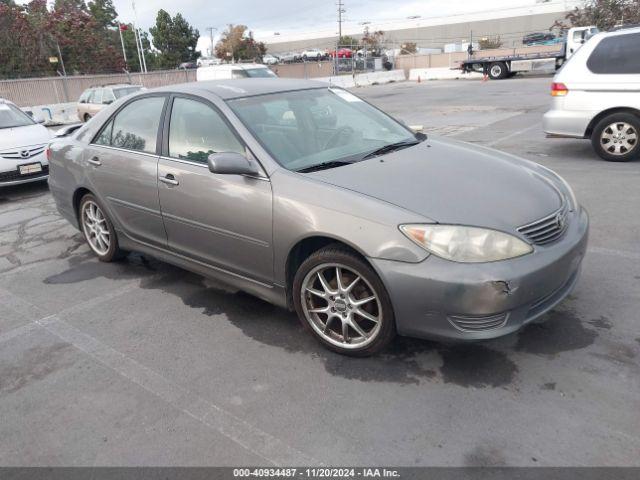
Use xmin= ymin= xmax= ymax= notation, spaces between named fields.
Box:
xmin=315 ymin=70 xmax=406 ymax=88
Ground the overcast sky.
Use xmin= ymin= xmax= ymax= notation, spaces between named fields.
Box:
xmin=111 ymin=0 xmax=577 ymax=53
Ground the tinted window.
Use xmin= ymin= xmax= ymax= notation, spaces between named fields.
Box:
xmin=95 ymin=96 xmax=165 ymax=153
xmin=168 ymin=97 xmax=244 ymax=163
xmin=587 ymin=33 xmax=640 ymax=74
xmin=244 ymin=68 xmax=277 ymax=78
xmin=79 ymin=90 xmax=92 ymax=103
xmin=102 ymin=89 xmax=116 ymax=104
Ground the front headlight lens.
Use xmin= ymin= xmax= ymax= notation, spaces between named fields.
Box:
xmin=400 ymin=224 xmax=533 ymax=263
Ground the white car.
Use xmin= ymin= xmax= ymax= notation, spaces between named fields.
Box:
xmin=196 ymin=63 xmax=277 ymax=81
xmin=0 ymin=99 xmax=51 ymax=187
xmin=543 ymin=26 xmax=640 ymax=161
xmin=302 ymin=49 xmax=324 ymax=61
xmin=262 ymin=54 xmax=279 ymax=65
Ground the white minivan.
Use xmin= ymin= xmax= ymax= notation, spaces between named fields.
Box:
xmin=196 ymin=63 xmax=277 ymax=81
xmin=543 ymin=26 xmax=640 ymax=161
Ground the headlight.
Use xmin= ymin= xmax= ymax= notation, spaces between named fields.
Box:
xmin=400 ymin=224 xmax=533 ymax=263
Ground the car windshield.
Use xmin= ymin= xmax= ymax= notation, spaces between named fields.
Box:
xmin=227 ymin=88 xmax=416 ymax=171
xmin=0 ymin=103 xmax=35 ymax=129
xmin=244 ymin=68 xmax=277 ymax=78
xmin=113 ymin=86 xmax=143 ymax=99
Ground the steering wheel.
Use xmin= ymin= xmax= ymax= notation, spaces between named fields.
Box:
xmin=323 ymin=126 xmax=355 ymax=149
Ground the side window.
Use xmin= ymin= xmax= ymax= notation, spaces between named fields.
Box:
xmin=102 ymin=89 xmax=116 ymax=105
xmin=79 ymin=90 xmax=91 ymax=103
xmin=587 ymin=33 xmax=640 ymax=74
xmin=92 ymin=88 xmax=104 ymax=104
xmin=94 ymin=96 xmax=165 ymax=153
xmin=168 ymin=97 xmax=244 ymax=163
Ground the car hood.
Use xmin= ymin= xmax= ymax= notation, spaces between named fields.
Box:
xmin=0 ymin=124 xmax=51 ymax=151
xmin=308 ymin=137 xmax=563 ymax=231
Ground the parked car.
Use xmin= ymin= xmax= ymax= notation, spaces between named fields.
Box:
xmin=329 ymin=48 xmax=353 ymax=59
xmin=279 ymin=52 xmax=301 ymax=63
xmin=262 ymin=54 xmax=280 ymax=65
xmin=77 ymin=84 xmax=143 ymax=122
xmin=543 ymin=26 xmax=640 ymax=161
xmin=0 ymin=98 xmax=51 ymax=187
xmin=522 ymin=32 xmax=556 ymax=45
xmin=196 ymin=63 xmax=277 ymax=81
xmin=177 ymin=62 xmax=198 ymax=70
xmin=302 ymin=49 xmax=324 ymax=61
xmin=49 ymin=79 xmax=588 ymax=356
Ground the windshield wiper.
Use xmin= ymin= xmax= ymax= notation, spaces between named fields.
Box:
xmin=361 ymin=140 xmax=421 ymax=160
xmin=296 ymin=160 xmax=353 ymax=173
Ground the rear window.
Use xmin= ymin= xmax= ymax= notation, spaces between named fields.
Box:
xmin=244 ymin=68 xmax=277 ymax=78
xmin=587 ymin=33 xmax=640 ymax=74
xmin=113 ymin=86 xmax=143 ymax=99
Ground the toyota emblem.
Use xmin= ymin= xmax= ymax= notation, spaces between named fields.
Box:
xmin=20 ymin=150 xmax=30 ymax=159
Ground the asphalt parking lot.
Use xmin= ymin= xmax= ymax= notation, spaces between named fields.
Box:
xmin=1 ymin=76 xmax=639 ymax=467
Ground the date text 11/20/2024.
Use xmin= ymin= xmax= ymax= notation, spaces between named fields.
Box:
xmin=233 ymin=468 xmax=401 ymax=478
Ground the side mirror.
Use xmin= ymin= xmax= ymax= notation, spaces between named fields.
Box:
xmin=207 ymin=152 xmax=260 ymax=176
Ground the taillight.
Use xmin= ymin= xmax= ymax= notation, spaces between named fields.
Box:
xmin=45 ymin=147 xmax=51 ymax=161
xmin=551 ymin=82 xmax=569 ymax=96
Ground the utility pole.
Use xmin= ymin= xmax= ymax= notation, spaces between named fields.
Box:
xmin=337 ymin=0 xmax=345 ymax=42
xmin=206 ymin=27 xmax=217 ymax=58
xmin=118 ymin=24 xmax=128 ymax=66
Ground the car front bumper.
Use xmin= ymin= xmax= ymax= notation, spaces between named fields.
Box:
xmin=0 ymin=152 xmax=49 ymax=187
xmin=371 ymin=207 xmax=589 ymax=341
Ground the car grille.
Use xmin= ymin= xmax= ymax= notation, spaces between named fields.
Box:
xmin=0 ymin=165 xmax=49 ymax=183
xmin=517 ymin=203 xmax=569 ymax=246
xmin=447 ymin=313 xmax=508 ymax=332
xmin=0 ymin=144 xmax=46 ymax=160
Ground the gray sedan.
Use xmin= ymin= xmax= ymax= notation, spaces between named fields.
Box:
xmin=48 ymin=79 xmax=589 ymax=356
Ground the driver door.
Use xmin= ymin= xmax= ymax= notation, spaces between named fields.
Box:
xmin=157 ymin=95 xmax=274 ymax=283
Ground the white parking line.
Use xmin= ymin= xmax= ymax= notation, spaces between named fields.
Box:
xmin=485 ymin=123 xmax=541 ymax=147
xmin=0 ymin=284 xmax=319 ymax=466
xmin=37 ymin=314 xmax=319 ymax=466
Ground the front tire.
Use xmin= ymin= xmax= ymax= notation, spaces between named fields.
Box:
xmin=79 ymin=194 xmax=124 ymax=262
xmin=293 ymin=246 xmax=395 ymax=356
xmin=83 ymin=113 xmax=91 ymax=122
xmin=488 ymin=62 xmax=508 ymax=80
xmin=591 ymin=113 xmax=640 ymax=162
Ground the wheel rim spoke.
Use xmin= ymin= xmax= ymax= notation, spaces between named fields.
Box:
xmin=301 ymin=262 xmax=382 ymax=349
xmin=83 ymin=201 xmax=110 ymax=255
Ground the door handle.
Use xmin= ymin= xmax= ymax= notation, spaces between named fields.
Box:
xmin=87 ymin=157 xmax=102 ymax=166
xmin=159 ymin=174 xmax=179 ymax=186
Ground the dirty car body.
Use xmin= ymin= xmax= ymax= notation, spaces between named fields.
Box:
xmin=48 ymin=79 xmax=589 ymax=354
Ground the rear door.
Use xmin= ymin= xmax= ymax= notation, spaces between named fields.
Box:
xmin=84 ymin=94 xmax=168 ymax=248
xmin=157 ymin=95 xmax=273 ymax=283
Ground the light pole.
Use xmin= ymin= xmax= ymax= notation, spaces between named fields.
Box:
xmin=206 ymin=27 xmax=218 ymax=58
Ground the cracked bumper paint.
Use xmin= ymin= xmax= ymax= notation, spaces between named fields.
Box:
xmin=371 ymin=207 xmax=589 ymax=341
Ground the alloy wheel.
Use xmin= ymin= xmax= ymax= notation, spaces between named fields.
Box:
xmin=81 ymin=200 xmax=110 ymax=256
xmin=600 ymin=122 xmax=638 ymax=156
xmin=301 ymin=263 xmax=382 ymax=349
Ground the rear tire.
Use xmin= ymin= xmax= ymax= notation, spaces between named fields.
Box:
xmin=79 ymin=194 xmax=125 ymax=262
xmin=293 ymin=245 xmax=396 ymax=357
xmin=488 ymin=62 xmax=508 ymax=80
xmin=591 ymin=113 xmax=640 ymax=162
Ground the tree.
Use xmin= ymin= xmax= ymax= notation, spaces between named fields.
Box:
xmin=149 ymin=9 xmax=200 ymax=68
xmin=399 ymin=42 xmax=417 ymax=55
xmin=478 ymin=36 xmax=503 ymax=49
xmin=88 ymin=0 xmax=116 ymax=28
xmin=214 ymin=24 xmax=266 ymax=62
xmin=361 ymin=26 xmax=385 ymax=55
xmin=339 ymin=35 xmax=358 ymax=48
xmin=553 ymin=0 xmax=640 ymax=31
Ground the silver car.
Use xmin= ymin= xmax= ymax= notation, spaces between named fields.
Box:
xmin=49 ymin=79 xmax=589 ymax=356
xmin=544 ymin=26 xmax=640 ymax=162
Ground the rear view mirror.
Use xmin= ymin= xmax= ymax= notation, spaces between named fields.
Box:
xmin=207 ymin=152 xmax=260 ymax=176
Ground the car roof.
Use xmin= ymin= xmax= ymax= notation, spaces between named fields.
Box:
xmin=154 ymin=78 xmax=327 ymax=100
